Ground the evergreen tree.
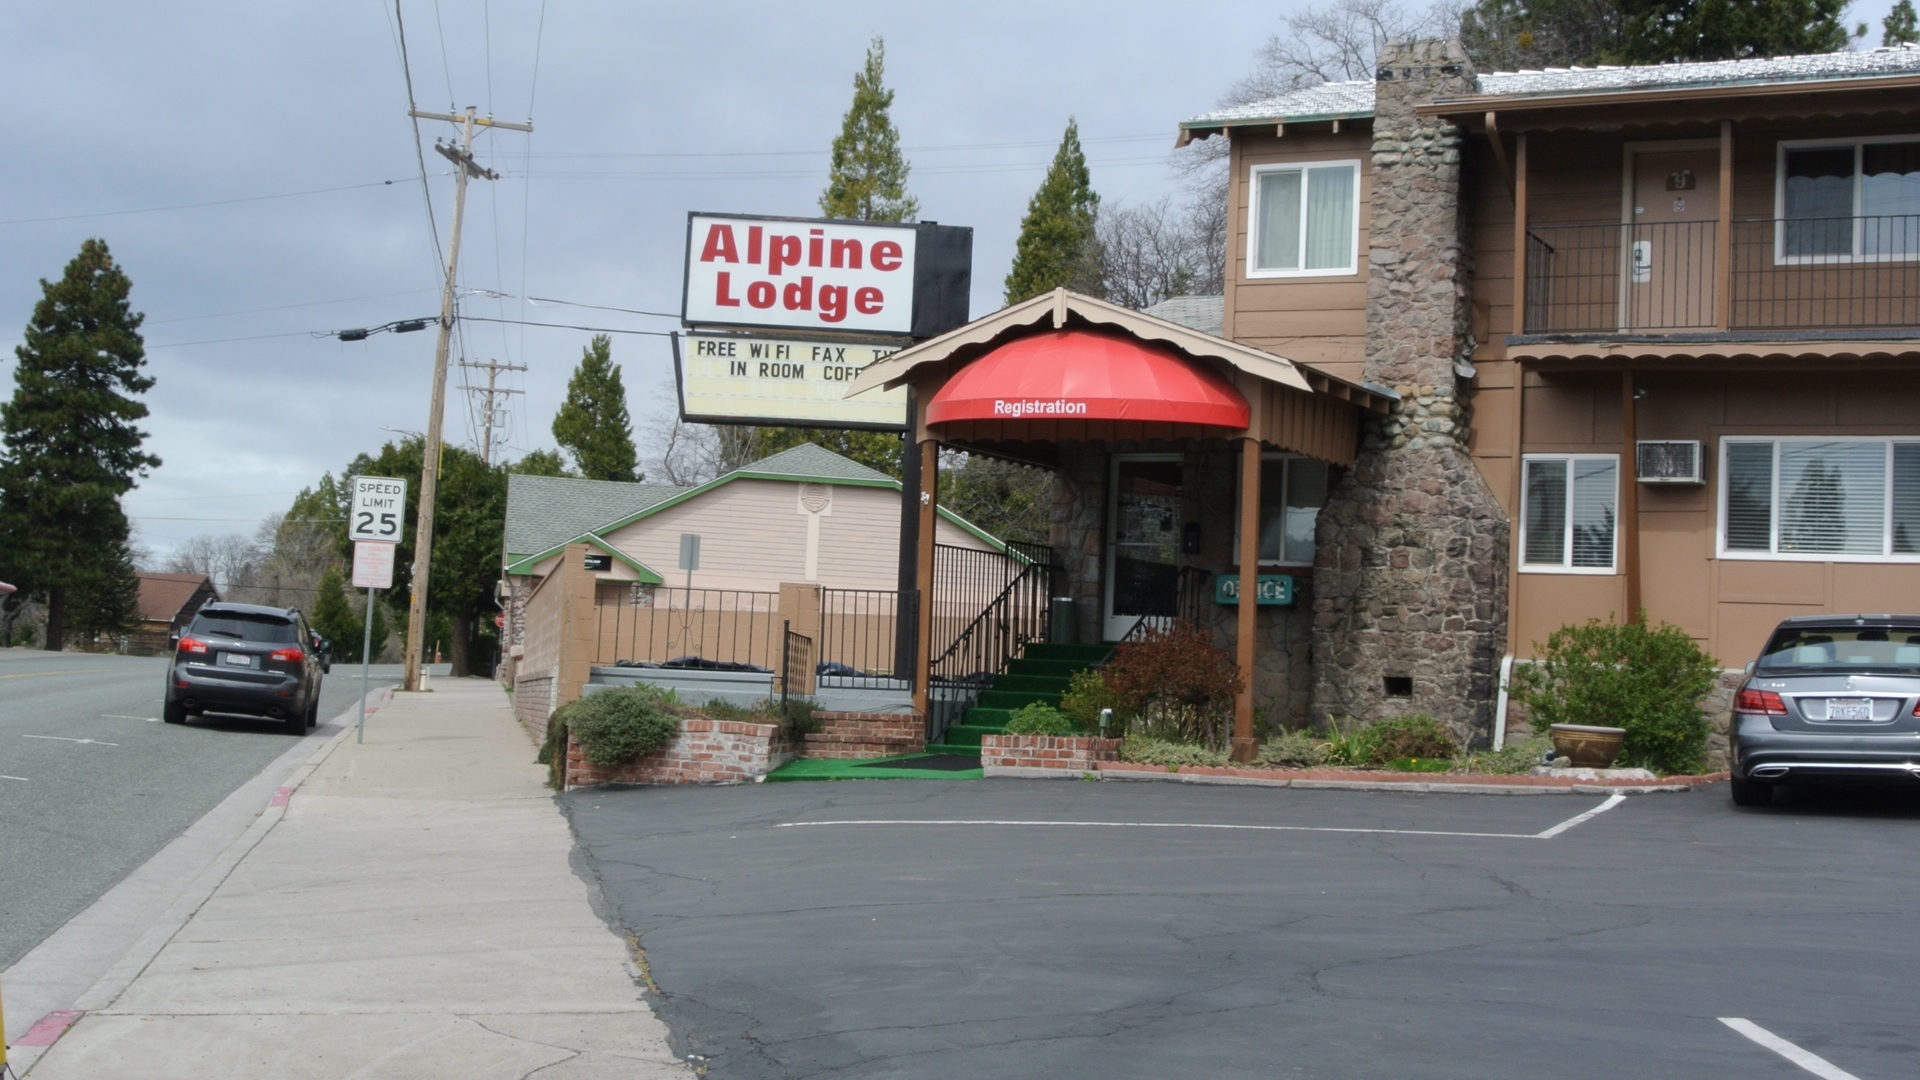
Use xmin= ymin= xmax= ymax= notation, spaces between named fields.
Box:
xmin=1005 ymin=119 xmax=1101 ymax=305
xmin=310 ymin=564 xmax=388 ymax=662
xmin=743 ymin=428 xmax=904 ymax=478
xmin=509 ymin=448 xmax=573 ymax=477
xmin=551 ymin=335 xmax=638 ymax=482
xmin=65 ymin=536 xmax=142 ymax=646
xmin=0 ymin=238 xmax=159 ymax=650
xmin=1459 ymin=0 xmax=1855 ymax=67
xmin=819 ymin=36 xmax=919 ymax=222
xmin=1887 ymin=0 xmax=1919 ymax=45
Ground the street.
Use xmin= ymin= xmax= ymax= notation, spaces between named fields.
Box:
xmin=0 ymin=648 xmax=396 ymax=966
xmin=566 ymin=779 xmax=1920 ymax=1080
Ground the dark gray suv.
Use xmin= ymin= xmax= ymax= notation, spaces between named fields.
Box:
xmin=1729 ymin=614 xmax=1920 ymax=806
xmin=164 ymin=603 xmax=329 ymax=735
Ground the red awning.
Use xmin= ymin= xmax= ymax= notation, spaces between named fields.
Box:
xmin=923 ymin=329 xmax=1250 ymax=430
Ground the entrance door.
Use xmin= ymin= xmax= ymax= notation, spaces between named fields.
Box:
xmin=1104 ymin=457 xmax=1183 ymax=641
xmin=1626 ymin=149 xmax=1719 ymax=330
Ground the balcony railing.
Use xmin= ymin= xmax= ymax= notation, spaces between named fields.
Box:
xmin=1523 ymin=216 xmax=1920 ymax=335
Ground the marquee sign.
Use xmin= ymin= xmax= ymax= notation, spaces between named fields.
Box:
xmin=673 ymin=332 xmax=908 ymax=431
xmin=684 ymin=214 xmax=919 ymax=336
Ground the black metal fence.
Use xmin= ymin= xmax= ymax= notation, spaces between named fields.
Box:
xmin=594 ymin=583 xmax=780 ymax=671
xmin=927 ymin=541 xmax=1054 ymax=740
xmin=1524 ymin=216 xmax=1920 ymax=334
xmin=1176 ymin=566 xmax=1213 ymax=628
xmin=818 ymin=588 xmax=898 ymax=677
xmin=781 ymin=621 xmax=814 ymax=711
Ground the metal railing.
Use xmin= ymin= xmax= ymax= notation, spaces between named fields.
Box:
xmin=594 ymin=583 xmax=779 ymax=671
xmin=818 ymin=588 xmax=898 ymax=677
xmin=1731 ymin=214 xmax=1920 ymax=330
xmin=1524 ymin=215 xmax=1920 ymax=334
xmin=781 ymin=622 xmax=814 ymax=709
xmin=1176 ymin=566 xmax=1213 ymax=628
xmin=927 ymin=541 xmax=1054 ymax=741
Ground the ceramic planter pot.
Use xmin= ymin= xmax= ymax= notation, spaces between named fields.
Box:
xmin=1548 ymin=723 xmax=1626 ymax=768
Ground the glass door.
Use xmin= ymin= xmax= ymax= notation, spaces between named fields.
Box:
xmin=1104 ymin=457 xmax=1183 ymax=640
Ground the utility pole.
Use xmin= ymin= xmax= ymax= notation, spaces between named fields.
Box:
xmin=403 ymin=106 xmax=532 ymax=692
xmin=458 ymin=357 xmax=527 ymax=465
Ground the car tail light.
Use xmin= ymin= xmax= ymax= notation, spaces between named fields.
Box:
xmin=1735 ymin=687 xmax=1787 ymax=715
xmin=177 ymin=636 xmax=209 ymax=654
xmin=269 ymin=646 xmax=306 ymax=663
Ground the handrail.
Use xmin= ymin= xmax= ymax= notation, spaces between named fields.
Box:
xmin=932 ymin=561 xmax=1045 ymax=671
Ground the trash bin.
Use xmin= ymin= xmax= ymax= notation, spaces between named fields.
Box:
xmin=1049 ymin=597 xmax=1077 ymax=645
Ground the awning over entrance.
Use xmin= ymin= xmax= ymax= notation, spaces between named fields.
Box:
xmin=925 ymin=329 xmax=1250 ymax=431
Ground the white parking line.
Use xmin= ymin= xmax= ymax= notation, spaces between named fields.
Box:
xmin=102 ymin=714 xmax=160 ymax=722
xmin=2 ymin=774 xmax=27 ymax=782
xmin=22 ymin=734 xmax=119 ymax=747
xmin=1720 ymin=1018 xmax=1861 ymax=1079
xmin=777 ymin=793 xmax=1628 ymax=841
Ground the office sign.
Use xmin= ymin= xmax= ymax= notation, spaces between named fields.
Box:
xmin=348 ymin=475 xmax=408 ymax=543
xmin=681 ymin=212 xmax=973 ymax=340
xmin=1214 ymin=574 xmax=1295 ymax=606
xmin=674 ymin=332 xmax=907 ymax=430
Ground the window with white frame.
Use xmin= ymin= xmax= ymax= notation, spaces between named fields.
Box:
xmin=1720 ymin=437 xmax=1920 ymax=560
xmin=1248 ymin=161 xmax=1359 ymax=277
xmin=1778 ymin=137 xmax=1920 ymax=261
xmin=1521 ymin=455 xmax=1618 ymax=572
xmin=1232 ymin=455 xmax=1332 ymax=565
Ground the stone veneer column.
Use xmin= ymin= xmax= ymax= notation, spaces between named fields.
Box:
xmin=1310 ymin=39 xmax=1509 ymax=746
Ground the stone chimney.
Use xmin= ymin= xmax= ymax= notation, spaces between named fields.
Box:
xmin=1310 ymin=39 xmax=1509 ymax=746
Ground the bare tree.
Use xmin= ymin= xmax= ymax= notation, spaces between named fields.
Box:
xmin=165 ymin=533 xmax=264 ymax=595
xmin=639 ymin=414 xmax=766 ymax=488
xmin=1231 ymin=0 xmax=1459 ymax=101
xmin=1091 ymin=196 xmax=1228 ymax=309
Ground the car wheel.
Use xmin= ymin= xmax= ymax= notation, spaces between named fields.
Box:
xmin=1730 ymin=777 xmax=1773 ymax=807
xmin=305 ymin=694 xmax=319 ymax=728
xmin=282 ymin=705 xmax=306 ymax=736
xmin=163 ymin=698 xmax=187 ymax=725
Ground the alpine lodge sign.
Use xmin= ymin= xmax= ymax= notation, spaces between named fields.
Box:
xmin=680 ymin=212 xmax=972 ymax=341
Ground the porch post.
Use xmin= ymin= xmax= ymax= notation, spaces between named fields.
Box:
xmin=912 ymin=439 xmax=939 ymax=720
xmin=1716 ymin=119 xmax=1734 ymax=330
xmin=1621 ymin=369 xmax=1641 ymax=623
xmin=1233 ymin=437 xmax=1260 ymax=763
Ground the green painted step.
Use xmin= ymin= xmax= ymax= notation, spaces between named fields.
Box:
xmin=1005 ymin=658 xmax=1091 ymax=678
xmin=1021 ymin=643 xmax=1114 ymax=663
xmin=962 ymin=705 xmax=1014 ymax=727
xmin=990 ymin=673 xmax=1072 ymax=694
xmin=922 ymin=742 xmax=982 ymax=756
xmin=977 ymin=688 xmax=1059 ymax=710
xmin=940 ymin=723 xmax=1008 ymax=748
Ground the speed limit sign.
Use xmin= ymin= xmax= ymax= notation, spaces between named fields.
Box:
xmin=349 ymin=476 xmax=408 ymax=543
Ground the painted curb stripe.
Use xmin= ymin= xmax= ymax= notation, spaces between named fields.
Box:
xmin=268 ymin=786 xmax=295 ymax=808
xmin=16 ymin=1009 xmax=84 ymax=1047
xmin=1720 ymin=1018 xmax=1861 ymax=1080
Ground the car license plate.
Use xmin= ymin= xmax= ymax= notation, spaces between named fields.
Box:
xmin=1827 ymin=698 xmax=1872 ymax=721
xmin=222 ymin=653 xmax=253 ymax=668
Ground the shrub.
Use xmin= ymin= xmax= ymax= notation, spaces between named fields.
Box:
xmin=1119 ymin=735 xmax=1229 ymax=769
xmin=1318 ymin=718 xmax=1378 ymax=767
xmin=558 ymin=686 xmax=680 ymax=767
xmin=1459 ymin=735 xmax=1549 ymax=775
xmin=1101 ymin=623 xmax=1244 ymax=749
xmin=1058 ymin=668 xmax=1124 ymax=732
xmin=1005 ymin=702 xmax=1077 ymax=735
xmin=1254 ymin=730 xmax=1328 ymax=768
xmin=1366 ymin=715 xmax=1458 ymax=766
xmin=1513 ymin=617 xmax=1719 ymax=774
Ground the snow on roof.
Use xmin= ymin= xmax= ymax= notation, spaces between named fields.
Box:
xmin=1181 ymin=44 xmax=1920 ymax=129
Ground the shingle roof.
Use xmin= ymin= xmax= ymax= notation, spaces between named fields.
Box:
xmin=1181 ymin=44 xmax=1920 ymax=129
xmin=136 ymin=572 xmax=215 ymax=623
xmin=731 ymin=442 xmax=896 ymax=484
xmin=504 ymin=473 xmax=686 ymax=559
xmin=1142 ymin=295 xmax=1225 ymax=338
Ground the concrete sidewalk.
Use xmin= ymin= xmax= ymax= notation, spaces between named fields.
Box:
xmin=13 ymin=678 xmax=689 ymax=1079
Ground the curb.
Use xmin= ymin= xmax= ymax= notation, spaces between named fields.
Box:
xmin=6 ymin=687 xmax=394 ymax=1076
xmin=981 ymin=760 xmax=1722 ymax=795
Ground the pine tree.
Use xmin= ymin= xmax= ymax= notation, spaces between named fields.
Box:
xmin=1005 ymin=119 xmax=1101 ymax=305
xmin=309 ymin=565 xmax=360 ymax=658
xmin=65 ymin=536 xmax=142 ymax=646
xmin=551 ymin=335 xmax=638 ymax=482
xmin=819 ymin=37 xmax=918 ymax=222
xmin=1459 ymin=0 xmax=1856 ymax=67
xmin=746 ymin=428 xmax=904 ymax=478
xmin=508 ymin=448 xmax=572 ymax=477
xmin=1887 ymin=0 xmax=1919 ymax=45
xmin=0 ymin=238 xmax=159 ymax=650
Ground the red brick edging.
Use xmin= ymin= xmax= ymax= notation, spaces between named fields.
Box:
xmin=1092 ymin=760 xmax=1729 ymax=792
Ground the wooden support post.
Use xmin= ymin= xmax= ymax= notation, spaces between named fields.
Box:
xmin=1485 ymin=112 xmax=1514 ymax=200
xmin=912 ymin=439 xmax=939 ymax=721
xmin=1716 ymin=119 xmax=1734 ymax=330
xmin=1621 ymin=369 xmax=1641 ymax=624
xmin=1512 ymin=133 xmax=1530 ymax=334
xmin=1507 ymin=360 xmax=1526 ymax=662
xmin=1233 ymin=437 xmax=1260 ymax=764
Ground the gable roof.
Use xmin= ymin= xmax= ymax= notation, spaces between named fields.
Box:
xmin=1143 ymin=295 xmax=1226 ymax=337
xmin=504 ymin=473 xmax=686 ymax=560
xmin=502 ymin=443 xmax=1008 ymax=576
xmin=137 ymin=572 xmax=216 ymax=623
xmin=1179 ymin=44 xmax=1920 ymax=137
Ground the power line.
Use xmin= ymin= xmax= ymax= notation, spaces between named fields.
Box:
xmin=523 ymin=133 xmax=1171 ymax=160
xmin=394 ymin=0 xmax=445 ymax=269
xmin=0 ymin=180 xmax=408 ymax=226
xmin=147 ymin=288 xmax=436 ymax=325
xmin=459 ymin=315 xmax=673 ymax=337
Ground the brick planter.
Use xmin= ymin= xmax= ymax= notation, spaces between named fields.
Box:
xmin=799 ymin=712 xmax=924 ymax=760
xmin=981 ymin=734 xmax=1122 ymax=777
xmin=563 ymin=718 xmax=792 ymax=788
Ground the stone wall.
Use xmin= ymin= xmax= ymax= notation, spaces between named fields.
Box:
xmin=1311 ymin=38 xmax=1510 ymax=747
xmin=562 ymin=718 xmax=794 ymax=788
xmin=799 ymin=712 xmax=924 ymax=759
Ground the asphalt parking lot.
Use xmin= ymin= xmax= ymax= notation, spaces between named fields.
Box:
xmin=565 ymin=779 xmax=1920 ymax=1080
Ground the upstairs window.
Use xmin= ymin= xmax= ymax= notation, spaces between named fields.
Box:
xmin=1721 ymin=437 xmax=1920 ymax=561
xmin=1521 ymin=455 xmax=1617 ymax=573
xmin=1249 ymin=161 xmax=1359 ymax=277
xmin=1779 ymin=137 xmax=1920 ymax=261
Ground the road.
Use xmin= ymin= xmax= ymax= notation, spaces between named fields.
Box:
xmin=0 ymin=648 xmax=400 ymax=966
xmin=566 ymin=779 xmax=1920 ymax=1080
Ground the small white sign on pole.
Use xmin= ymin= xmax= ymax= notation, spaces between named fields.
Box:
xmin=348 ymin=475 xmax=408 ymax=544
xmin=352 ymin=540 xmax=396 ymax=590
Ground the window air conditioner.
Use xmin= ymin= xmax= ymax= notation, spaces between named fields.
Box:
xmin=1636 ymin=440 xmax=1703 ymax=484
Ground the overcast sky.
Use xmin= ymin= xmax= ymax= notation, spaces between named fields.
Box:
xmin=0 ymin=1 xmax=1899 ymax=561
